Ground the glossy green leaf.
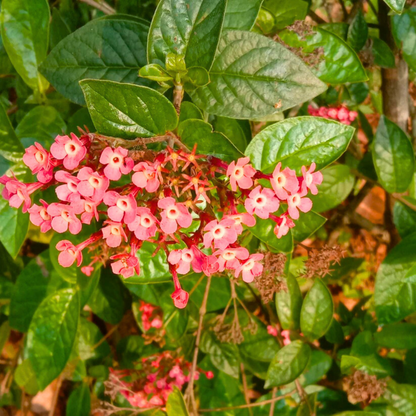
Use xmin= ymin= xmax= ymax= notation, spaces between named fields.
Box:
xmin=10 ymin=251 xmax=70 ymax=332
xmin=88 ymin=268 xmax=130 ymax=324
xmin=166 ymin=387 xmax=190 ymax=416
xmin=292 ymin=211 xmax=327 ymax=242
xmin=372 ymin=116 xmax=414 ymax=194
xmin=40 ymin=16 xmax=151 ymax=105
xmin=139 ymin=64 xmax=173 ymax=82
xmin=148 ymin=0 xmax=226 ymax=70
xmin=276 ymin=275 xmax=303 ymax=330
xmin=223 ymin=0 xmax=263 ymax=30
xmin=310 ymin=165 xmax=355 ymax=212
xmin=178 ymin=119 xmax=242 ymax=162
xmin=211 ymin=116 xmax=250 ymax=153
xmin=392 ymin=8 xmax=416 ymax=72
xmin=66 ymin=383 xmax=91 ymax=416
xmin=14 ymin=359 xmax=39 ymax=396
xmin=333 ymin=413 xmax=379 ymax=416
xmin=0 ymin=0 xmax=50 ymax=92
xmin=263 ymin=0 xmax=308 ymax=30
xmin=300 ymin=279 xmax=333 ymax=340
xmin=0 ymin=321 xmax=10 ymax=353
xmin=50 ymin=8 xmax=71 ymax=50
xmin=325 ymin=318 xmax=345 ymax=344
xmin=179 ymin=102 xmax=203 ymax=125
xmin=347 ymin=10 xmax=368 ymax=52
xmin=80 ymin=79 xmax=178 ymax=139
xmin=375 ymin=323 xmax=416 ymax=349
xmin=0 ymin=104 xmax=24 ymax=163
xmin=16 ymin=106 xmax=67 ymax=148
xmin=300 ymin=349 xmax=332 ymax=386
xmin=265 ymin=340 xmax=311 ymax=387
xmin=280 ymin=28 xmax=368 ymax=84
xmin=190 ymin=30 xmax=327 ymax=119
xmin=393 ymin=201 xmax=416 ymax=238
xmin=27 ymin=288 xmax=80 ymax=390
xmin=67 ymin=108 xmax=95 ymax=134
xmin=383 ymin=380 xmax=416 ymax=415
xmin=371 ymin=37 xmax=395 ymax=69
xmin=384 ymin=0 xmax=406 ymax=14
xmin=255 ymin=8 xmax=275 ymax=34
xmin=246 ymin=116 xmax=354 ymax=174
xmin=183 ymin=66 xmax=210 ymax=91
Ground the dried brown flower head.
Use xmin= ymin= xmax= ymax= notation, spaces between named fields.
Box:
xmin=213 ymin=313 xmax=244 ymax=344
xmin=343 ymin=370 xmax=387 ymax=405
xmin=302 ymin=245 xmax=344 ymax=279
xmin=256 ymin=252 xmax=287 ymax=303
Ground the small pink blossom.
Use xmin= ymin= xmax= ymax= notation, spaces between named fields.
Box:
xmin=224 ymin=213 xmax=256 ymax=234
xmin=226 ymin=157 xmax=256 ymax=191
xmin=203 ymin=218 xmax=238 ymax=250
xmin=23 ymin=142 xmax=53 ymax=183
xmin=271 ymin=163 xmax=299 ymax=200
xmin=55 ymin=171 xmax=80 ymax=202
xmin=244 ymin=186 xmax=279 ymax=219
xmin=215 ymin=247 xmax=249 ymax=271
xmin=301 ymin=163 xmax=322 ymax=195
xmin=158 ymin=197 xmax=192 ymax=234
xmin=71 ymin=198 xmax=100 ymax=224
xmin=168 ymin=248 xmax=200 ymax=274
xmin=235 ymin=253 xmax=264 ymax=283
xmin=56 ymin=240 xmax=82 ymax=267
xmin=349 ymin=111 xmax=358 ymax=122
xmin=103 ymin=191 xmax=137 ymax=224
xmin=171 ymin=288 xmax=189 ymax=309
xmin=77 ymin=167 xmax=109 ymax=201
xmin=337 ymin=107 xmax=350 ymax=122
xmin=81 ymin=266 xmax=94 ymax=276
xmin=50 ymin=133 xmax=86 ymax=170
xmin=110 ymin=253 xmax=140 ymax=278
xmin=202 ymin=254 xmax=220 ymax=276
xmin=151 ymin=318 xmax=163 ymax=329
xmin=102 ymin=221 xmax=127 ymax=247
xmin=0 ymin=178 xmax=41 ymax=213
xmin=273 ymin=214 xmax=295 ymax=238
xmin=267 ymin=325 xmax=278 ymax=337
xmin=287 ymin=190 xmax=313 ymax=220
xmin=132 ymin=161 xmax=160 ymax=192
xmin=281 ymin=329 xmax=291 ymax=345
xmin=47 ymin=203 xmax=82 ymax=234
xmin=127 ymin=207 xmax=158 ymax=240
xmin=205 ymin=371 xmax=214 ymax=379
xmin=100 ymin=147 xmax=134 ymax=181
xmin=28 ymin=199 xmax=52 ymax=232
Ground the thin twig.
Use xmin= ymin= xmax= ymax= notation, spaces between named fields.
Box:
xmin=48 ymin=375 xmax=63 ymax=416
xmin=367 ymin=0 xmax=378 ymax=16
xmin=269 ymin=387 xmax=277 ymax=416
xmin=393 ymin=194 xmax=416 ymax=211
xmin=199 ymin=389 xmax=297 ymax=412
xmin=240 ymin=363 xmax=252 ymax=416
xmin=79 ymin=0 xmax=115 ymax=14
xmin=92 ymin=324 xmax=119 ymax=350
xmin=338 ymin=0 xmax=348 ymax=18
xmin=295 ymin=379 xmax=314 ymax=416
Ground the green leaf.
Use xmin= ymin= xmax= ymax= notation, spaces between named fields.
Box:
xmin=14 ymin=359 xmax=39 ymax=396
xmin=392 ymin=8 xmax=416 ymax=72
xmin=139 ymin=64 xmax=173 ymax=82
xmin=310 ymin=165 xmax=355 ymax=212
xmin=292 ymin=211 xmax=327 ymax=242
xmin=178 ymin=119 xmax=242 ymax=162
xmin=27 ymin=288 xmax=80 ymax=390
xmin=166 ymin=387 xmax=190 ymax=416
xmin=245 ymin=116 xmax=354 ymax=175
xmin=200 ymin=330 xmax=240 ymax=379
xmin=300 ymin=349 xmax=332 ymax=386
xmin=40 ymin=16 xmax=151 ymax=105
xmin=50 ymin=8 xmax=71 ymax=50
xmin=211 ymin=116 xmax=250 ymax=153
xmin=255 ymin=8 xmax=275 ymax=34
xmin=384 ymin=0 xmax=406 ymax=14
xmin=223 ymin=0 xmax=263 ymax=30
xmin=263 ymin=0 xmax=308 ymax=30
xmin=325 ymin=318 xmax=345 ymax=344
xmin=347 ymin=10 xmax=368 ymax=52
xmin=10 ymin=251 xmax=70 ymax=332
xmin=333 ymin=413 xmax=379 ymax=416
xmin=300 ymin=279 xmax=333 ymax=340
xmin=16 ymin=106 xmax=67 ymax=148
xmin=372 ymin=116 xmax=415 ymax=194
xmin=88 ymin=268 xmax=130 ymax=324
xmin=80 ymin=79 xmax=178 ymax=139
xmin=179 ymin=102 xmax=203 ymax=125
xmin=0 ymin=104 xmax=24 ymax=163
xmin=148 ymin=0 xmax=227 ymax=70
xmin=275 ymin=274 xmax=303 ymax=330
xmin=371 ymin=37 xmax=395 ymax=69
xmin=190 ymin=30 xmax=327 ymax=120
xmin=66 ymin=383 xmax=91 ymax=416
xmin=183 ymin=66 xmax=210 ymax=91
xmin=279 ymin=28 xmax=368 ymax=84
xmin=375 ymin=323 xmax=416 ymax=349
xmin=0 ymin=321 xmax=10 ymax=353
xmin=1 ymin=0 xmax=50 ymax=92
xmin=265 ymin=340 xmax=311 ymax=387
xmin=383 ymin=380 xmax=416 ymax=415
xmin=393 ymin=201 xmax=416 ymax=238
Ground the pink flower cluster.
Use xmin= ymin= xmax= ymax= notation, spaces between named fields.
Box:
xmin=0 ymin=132 xmax=322 ymax=309
xmin=267 ymin=325 xmax=291 ymax=346
xmin=108 ymin=351 xmax=213 ymax=409
xmin=308 ymin=105 xmax=358 ymax=125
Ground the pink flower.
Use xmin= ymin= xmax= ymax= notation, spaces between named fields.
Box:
xmin=270 ymin=163 xmax=299 ymax=200
xmin=318 ymin=107 xmax=329 ymax=118
xmin=71 ymin=198 xmax=100 ymax=224
xmin=244 ymin=186 xmax=279 ymax=219
xmin=102 ymin=221 xmax=127 ymax=247
xmin=215 ymin=247 xmax=249 ymax=272
xmin=103 ymin=191 xmax=137 ymax=224
xmin=55 ymin=171 xmax=80 ymax=202
xmin=349 ymin=111 xmax=358 ymax=122
xmin=127 ymin=207 xmax=158 ymax=240
xmin=337 ymin=107 xmax=350 ymax=122
xmin=226 ymin=157 xmax=256 ymax=191
xmin=273 ymin=214 xmax=295 ymax=238
xmin=224 ymin=213 xmax=256 ymax=234
xmin=47 ymin=203 xmax=82 ymax=234
xmin=23 ymin=142 xmax=53 ymax=183
xmin=235 ymin=253 xmax=264 ymax=283
xmin=132 ymin=161 xmax=160 ymax=192
xmin=267 ymin=325 xmax=278 ymax=337
xmin=81 ymin=266 xmax=94 ymax=276
xmin=77 ymin=167 xmax=109 ymax=201
xmin=203 ymin=218 xmax=238 ymax=250
xmin=327 ymin=108 xmax=338 ymax=119
xmin=158 ymin=197 xmax=192 ymax=234
xmin=281 ymin=329 xmax=291 ymax=345
xmin=287 ymin=190 xmax=313 ymax=220
xmin=151 ymin=318 xmax=163 ymax=329
xmin=301 ymin=163 xmax=322 ymax=195
xmin=205 ymin=371 xmax=214 ymax=380
xmin=56 ymin=240 xmax=82 ymax=267
xmin=171 ymin=288 xmax=189 ymax=309
xmin=99 ymin=147 xmax=134 ymax=181
xmin=110 ymin=253 xmax=140 ymax=278
xmin=202 ymin=254 xmax=220 ymax=276
xmin=50 ymin=133 xmax=86 ymax=170
xmin=0 ymin=178 xmax=41 ymax=213
xmin=168 ymin=248 xmax=200 ymax=274
xmin=28 ymin=199 xmax=52 ymax=232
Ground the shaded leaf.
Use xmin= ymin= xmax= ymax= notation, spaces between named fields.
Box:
xmin=347 ymin=10 xmax=368 ymax=52
xmin=292 ymin=211 xmax=326 ymax=242
xmin=275 ymin=274 xmax=303 ymax=330
xmin=223 ymin=0 xmax=263 ymax=30
xmin=66 ymin=383 xmax=90 ymax=416
xmin=393 ymin=201 xmax=416 ymax=238
xmin=263 ymin=0 xmax=308 ymax=31
xmin=375 ymin=323 xmax=416 ymax=350
xmin=0 ymin=105 xmax=24 ymax=163
xmin=167 ymin=387 xmax=189 ymax=416
xmin=384 ymin=0 xmax=406 ymax=14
